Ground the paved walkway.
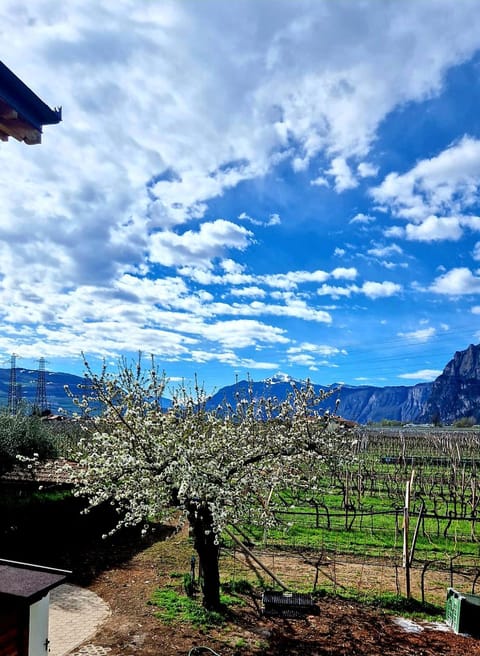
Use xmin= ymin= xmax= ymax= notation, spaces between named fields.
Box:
xmin=49 ymin=583 xmax=111 ymax=656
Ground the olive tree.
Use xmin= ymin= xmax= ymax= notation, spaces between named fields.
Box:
xmin=0 ymin=411 xmax=58 ymax=475
xmin=69 ymin=356 xmax=356 ymax=609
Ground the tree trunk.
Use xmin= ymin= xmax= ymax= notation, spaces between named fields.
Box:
xmin=187 ymin=502 xmax=221 ymax=610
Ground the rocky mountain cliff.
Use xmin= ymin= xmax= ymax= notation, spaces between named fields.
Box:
xmin=416 ymin=343 xmax=480 ymax=424
xmin=323 ymin=382 xmax=433 ymax=424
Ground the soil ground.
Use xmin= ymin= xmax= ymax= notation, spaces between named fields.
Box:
xmin=77 ymin=524 xmax=480 ymax=656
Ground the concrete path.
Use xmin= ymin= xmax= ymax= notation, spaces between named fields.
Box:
xmin=48 ymin=583 xmax=110 ymax=656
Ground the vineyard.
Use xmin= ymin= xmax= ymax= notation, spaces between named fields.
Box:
xmin=227 ymin=426 xmax=480 ymax=605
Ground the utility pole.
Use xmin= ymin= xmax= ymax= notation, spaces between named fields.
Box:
xmin=7 ymin=353 xmax=18 ymax=414
xmin=33 ymin=357 xmax=49 ymax=415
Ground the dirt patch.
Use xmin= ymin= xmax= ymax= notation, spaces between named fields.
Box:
xmin=75 ymin=525 xmax=480 ymax=656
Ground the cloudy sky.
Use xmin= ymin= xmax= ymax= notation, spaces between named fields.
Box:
xmin=2 ymin=0 xmax=480 ymax=391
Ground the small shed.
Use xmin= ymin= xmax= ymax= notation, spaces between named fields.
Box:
xmin=0 ymin=558 xmax=69 ymax=656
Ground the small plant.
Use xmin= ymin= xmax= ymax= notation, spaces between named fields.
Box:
xmin=313 ymin=588 xmax=443 ymax=620
xmin=149 ymin=587 xmax=242 ymax=629
xmin=364 ymin=592 xmax=443 ymax=619
xmin=184 ymin=572 xmax=196 ymax=597
xmin=222 ymin=579 xmax=254 ymax=595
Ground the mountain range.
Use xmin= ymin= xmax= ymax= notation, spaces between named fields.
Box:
xmin=2 ymin=343 xmax=480 ymax=424
xmin=205 ymin=343 xmax=480 ymax=425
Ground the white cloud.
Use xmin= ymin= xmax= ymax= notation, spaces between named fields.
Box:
xmin=367 ymin=244 xmax=403 ymax=257
xmin=238 ymin=211 xmax=281 ymax=227
xmin=350 ymin=213 xmax=375 ymax=224
xmin=200 ymin=319 xmax=289 ymax=349
xmin=261 ymin=1 xmax=480 ymax=166
xmin=221 ymin=259 xmax=246 ymax=275
xmin=360 ymin=281 xmax=402 ymax=299
xmin=209 ymin=298 xmax=333 ymax=324
xmin=2 ymin=2 xmax=480 ymax=287
xmin=230 ymin=286 xmax=267 ymax=299
xmin=287 ymin=353 xmax=316 ymax=367
xmin=405 ymin=215 xmax=463 ymax=242
xmin=372 ymin=137 xmax=480 ymax=242
xmin=187 ymin=349 xmax=278 ymax=370
xmin=326 ymin=157 xmax=358 ymax=192
xmin=384 ymin=226 xmax=405 ymax=238
xmin=149 ymin=219 xmax=253 ymax=268
xmin=473 ymin=242 xmax=480 ymax=261
xmin=398 ymin=369 xmax=442 ymax=381
xmin=287 ymin=343 xmax=346 ymax=357
xmin=357 ymin=162 xmax=378 ymax=178
xmin=373 ymin=137 xmax=480 ymax=216
xmin=236 ymin=358 xmax=279 ymax=370
xmin=430 ymin=267 xmax=480 ymax=295
xmin=460 ymin=216 xmax=480 ymax=231
xmin=176 ymin=264 xmax=357 ymax=291
xmin=262 ymin=269 xmax=330 ymax=289
xmin=310 ymin=176 xmax=329 ymax=187
xmin=317 ymin=284 xmax=355 ymax=298
xmin=317 ymin=279 xmax=402 ymax=299
xmin=286 ymin=342 xmax=346 ymax=368
xmin=398 ymin=327 xmax=436 ymax=342
xmin=331 ymin=267 xmax=358 ymax=280
xmin=268 ymin=213 xmax=281 ymax=226
xmin=379 ymin=260 xmax=407 ymax=271
xmin=238 ymin=212 xmax=253 ymax=222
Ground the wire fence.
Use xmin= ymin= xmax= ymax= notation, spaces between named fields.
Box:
xmin=221 ymin=427 xmax=480 ymax=606
xmin=220 ymin=540 xmax=480 ymax=607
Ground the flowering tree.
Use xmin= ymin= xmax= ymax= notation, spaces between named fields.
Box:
xmin=69 ymin=356 xmax=356 ymax=609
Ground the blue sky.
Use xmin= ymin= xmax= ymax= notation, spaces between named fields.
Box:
xmin=2 ymin=0 xmax=480 ymax=393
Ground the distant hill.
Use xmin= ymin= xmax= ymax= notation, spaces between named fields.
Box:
xmin=0 ymin=367 xmax=172 ymax=415
xmin=206 ymin=375 xmax=433 ymax=424
xmin=2 ymin=343 xmax=480 ymax=424
xmin=0 ymin=368 xmax=87 ymax=415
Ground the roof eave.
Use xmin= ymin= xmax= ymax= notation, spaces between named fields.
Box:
xmin=0 ymin=61 xmax=61 ymax=144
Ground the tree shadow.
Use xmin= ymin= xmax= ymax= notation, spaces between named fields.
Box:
xmin=0 ymin=486 xmax=176 ymax=584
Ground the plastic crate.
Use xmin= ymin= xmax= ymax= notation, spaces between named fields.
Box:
xmin=445 ymin=587 xmax=480 ymax=636
xmin=261 ymin=591 xmax=319 ymax=618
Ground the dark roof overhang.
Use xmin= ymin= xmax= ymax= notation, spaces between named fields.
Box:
xmin=0 ymin=558 xmax=69 ymax=604
xmin=0 ymin=61 xmax=61 ymax=145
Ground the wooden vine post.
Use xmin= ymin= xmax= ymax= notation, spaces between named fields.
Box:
xmin=403 ymin=470 xmax=415 ymax=598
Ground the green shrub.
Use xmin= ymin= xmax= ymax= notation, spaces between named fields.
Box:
xmin=0 ymin=412 xmax=59 ymax=473
xmin=452 ymin=416 xmax=477 ymax=428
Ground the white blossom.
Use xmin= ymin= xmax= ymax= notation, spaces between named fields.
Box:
xmin=68 ymin=354 xmax=357 ymax=540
